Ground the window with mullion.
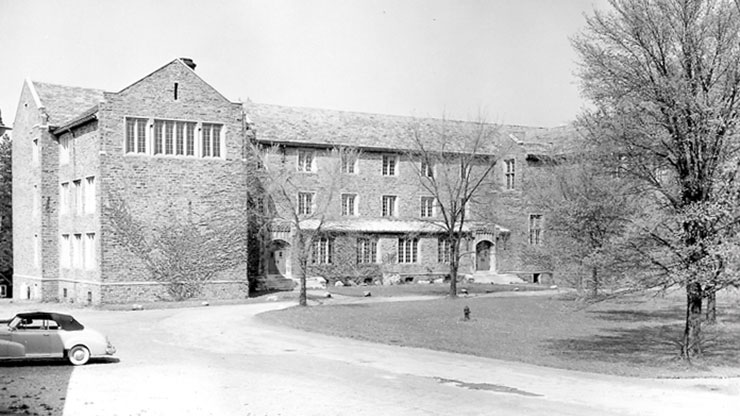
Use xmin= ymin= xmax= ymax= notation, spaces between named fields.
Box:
xmin=298 ymin=192 xmax=314 ymax=215
xmin=438 ymin=237 xmax=451 ymax=263
xmin=420 ymin=197 xmax=435 ymax=218
xmin=342 ymin=194 xmax=357 ymax=216
xmin=175 ymin=123 xmax=185 ymax=155
xmin=186 ymin=123 xmax=195 ymax=156
xmin=202 ymin=125 xmax=212 ymax=157
xmin=382 ymin=155 xmax=397 ymax=176
xmin=356 ymin=238 xmax=377 ymax=264
xmin=382 ymin=195 xmax=396 ymax=217
xmin=165 ymin=121 xmax=174 ymax=154
xmin=312 ymin=237 xmax=334 ymax=264
xmin=398 ymin=238 xmax=418 ymax=263
xmin=153 ymin=120 xmax=164 ymax=154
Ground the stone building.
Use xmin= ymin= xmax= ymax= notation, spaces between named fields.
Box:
xmin=12 ymin=58 xmax=566 ymax=303
xmin=12 ymin=58 xmax=250 ymax=303
xmin=246 ymin=103 xmax=563 ymax=287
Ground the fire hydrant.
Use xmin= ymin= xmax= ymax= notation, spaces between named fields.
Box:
xmin=463 ymin=305 xmax=471 ymax=321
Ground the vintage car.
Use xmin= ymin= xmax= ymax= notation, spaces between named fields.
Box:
xmin=0 ymin=312 xmax=116 ymax=365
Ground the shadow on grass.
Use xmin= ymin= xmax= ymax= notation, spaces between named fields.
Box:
xmin=547 ymin=320 xmax=740 ymax=371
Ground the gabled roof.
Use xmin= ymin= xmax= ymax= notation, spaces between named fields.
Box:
xmin=244 ymin=102 xmax=572 ymax=155
xmin=245 ymin=102 xmax=536 ymax=154
xmin=30 ymin=81 xmax=105 ymax=127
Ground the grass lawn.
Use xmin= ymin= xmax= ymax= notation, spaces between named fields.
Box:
xmin=327 ymin=282 xmax=550 ymax=297
xmin=258 ymin=288 xmax=740 ymax=378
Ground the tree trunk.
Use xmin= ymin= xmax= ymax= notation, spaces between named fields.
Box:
xmin=449 ymin=237 xmax=459 ymax=298
xmin=705 ymin=286 xmax=716 ymax=324
xmin=299 ymin=271 xmax=307 ymax=306
xmin=590 ymin=266 xmax=599 ymax=298
xmin=682 ymin=281 xmax=703 ymax=359
xmin=449 ymin=261 xmax=458 ymax=298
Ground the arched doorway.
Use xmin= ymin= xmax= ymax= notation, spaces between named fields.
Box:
xmin=475 ymin=240 xmax=494 ymax=271
xmin=267 ymin=240 xmax=291 ymax=277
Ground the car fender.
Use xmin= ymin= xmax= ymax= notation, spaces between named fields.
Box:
xmin=0 ymin=339 xmax=26 ymax=357
xmin=59 ymin=329 xmax=107 ymax=355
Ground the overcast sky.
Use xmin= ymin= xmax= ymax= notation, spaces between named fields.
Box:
xmin=0 ymin=0 xmax=609 ymax=130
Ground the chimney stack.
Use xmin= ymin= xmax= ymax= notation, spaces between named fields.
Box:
xmin=180 ymin=58 xmax=196 ymax=71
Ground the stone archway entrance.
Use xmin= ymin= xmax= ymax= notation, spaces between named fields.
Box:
xmin=267 ymin=240 xmax=291 ymax=277
xmin=475 ymin=240 xmax=494 ymax=271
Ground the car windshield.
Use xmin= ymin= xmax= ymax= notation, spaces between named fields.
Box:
xmin=8 ymin=316 xmax=21 ymax=328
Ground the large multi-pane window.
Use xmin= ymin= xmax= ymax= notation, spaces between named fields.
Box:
xmin=32 ymin=139 xmax=39 ymax=165
xmin=529 ymin=214 xmax=543 ymax=245
xmin=438 ymin=237 xmax=452 ymax=263
xmin=312 ymin=237 xmax=334 ymax=264
xmin=297 ymin=150 xmax=315 ymax=172
xmin=298 ymin=192 xmax=314 ymax=215
xmin=342 ymin=194 xmax=357 ymax=216
xmin=341 ymin=151 xmax=357 ymax=174
xmin=60 ymin=182 xmax=69 ymax=214
xmin=420 ymin=197 xmax=435 ymax=218
xmin=382 ymin=155 xmax=397 ymax=176
xmin=398 ymin=238 xmax=419 ymax=263
xmin=85 ymin=233 xmax=96 ymax=270
xmin=72 ymin=234 xmax=83 ymax=269
xmin=505 ymin=159 xmax=516 ymax=190
xmin=357 ymin=238 xmax=377 ymax=264
xmin=125 ymin=117 xmax=218 ymax=158
xmin=85 ymin=176 xmax=95 ymax=214
xmin=60 ymin=234 xmax=70 ymax=269
xmin=60 ymin=136 xmax=70 ymax=164
xmin=73 ymin=180 xmax=82 ymax=215
xmin=382 ymin=195 xmax=397 ymax=217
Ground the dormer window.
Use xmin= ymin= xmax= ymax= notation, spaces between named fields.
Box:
xmin=297 ymin=150 xmax=315 ymax=172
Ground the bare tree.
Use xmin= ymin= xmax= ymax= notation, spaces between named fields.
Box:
xmin=253 ymin=144 xmax=348 ymax=306
xmin=573 ymin=0 xmax=740 ymax=358
xmin=406 ymin=118 xmax=502 ymax=298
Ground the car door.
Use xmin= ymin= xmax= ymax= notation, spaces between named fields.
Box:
xmin=10 ymin=318 xmax=52 ymax=356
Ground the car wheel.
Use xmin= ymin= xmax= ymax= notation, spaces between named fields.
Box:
xmin=68 ymin=345 xmax=90 ymax=366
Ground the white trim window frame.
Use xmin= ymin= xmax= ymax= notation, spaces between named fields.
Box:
xmin=341 ymin=193 xmax=357 ymax=216
xmin=201 ymin=123 xmax=223 ymax=158
xmin=298 ymin=192 xmax=314 ymax=215
xmin=341 ymin=151 xmax=358 ymax=174
xmin=382 ymin=154 xmax=398 ymax=176
xmin=59 ymin=136 xmax=70 ymax=165
xmin=84 ymin=233 xmax=96 ymax=270
xmin=438 ymin=237 xmax=452 ymax=263
xmin=381 ymin=195 xmax=397 ymax=217
xmin=420 ymin=196 xmax=435 ymax=218
xmin=84 ymin=176 xmax=95 ymax=214
xmin=32 ymin=139 xmax=39 ymax=165
xmin=505 ymin=158 xmax=516 ymax=190
xmin=72 ymin=234 xmax=83 ymax=269
xmin=356 ymin=238 xmax=377 ymax=264
xmin=125 ymin=117 xmax=148 ymax=155
xmin=73 ymin=180 xmax=83 ymax=216
xmin=398 ymin=237 xmax=419 ymax=263
xmin=312 ymin=237 xmax=334 ymax=264
xmin=529 ymin=214 xmax=543 ymax=245
xmin=60 ymin=182 xmax=69 ymax=215
xmin=60 ymin=234 xmax=71 ymax=269
xmin=297 ymin=150 xmax=315 ymax=172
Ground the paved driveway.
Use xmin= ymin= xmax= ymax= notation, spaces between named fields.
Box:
xmin=44 ymin=301 xmax=739 ymax=416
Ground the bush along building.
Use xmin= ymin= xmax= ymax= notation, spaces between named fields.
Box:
xmin=12 ymin=58 xmax=567 ymax=303
xmin=12 ymin=58 xmax=250 ymax=304
xmin=245 ymin=103 xmax=566 ymax=289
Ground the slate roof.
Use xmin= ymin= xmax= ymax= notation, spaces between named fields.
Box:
xmin=244 ymin=102 xmax=558 ymax=154
xmin=31 ymin=81 xmax=105 ymax=127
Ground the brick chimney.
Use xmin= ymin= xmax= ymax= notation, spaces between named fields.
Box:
xmin=180 ymin=58 xmax=196 ymax=71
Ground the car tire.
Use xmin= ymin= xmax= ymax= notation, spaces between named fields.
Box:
xmin=68 ymin=345 xmax=90 ymax=366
